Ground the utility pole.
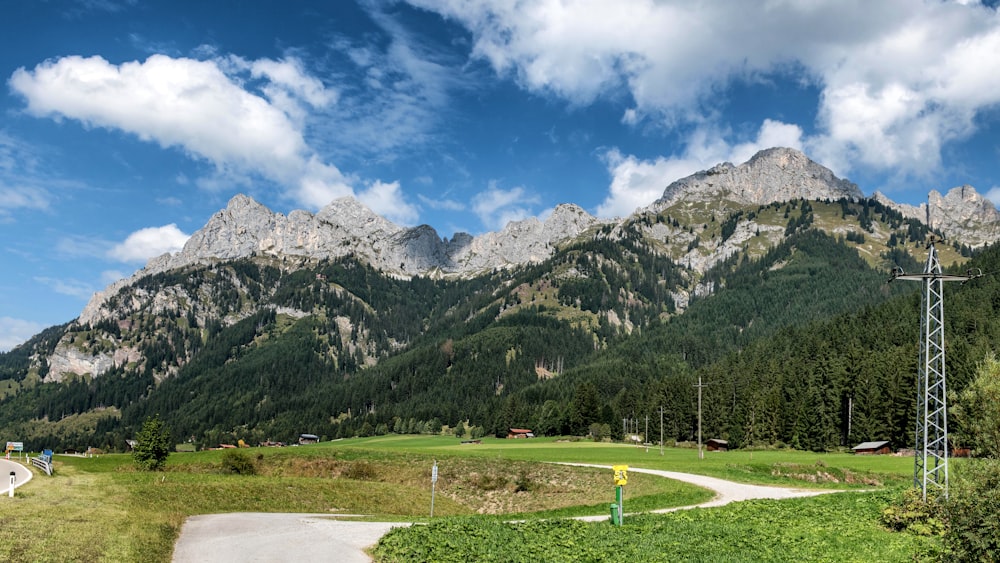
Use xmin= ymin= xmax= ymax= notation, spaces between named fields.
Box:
xmin=890 ymin=237 xmax=979 ymax=500
xmin=694 ymin=376 xmax=708 ymax=459
xmin=659 ymin=406 xmax=664 ymax=456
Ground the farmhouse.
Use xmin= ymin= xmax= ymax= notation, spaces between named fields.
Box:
xmin=298 ymin=433 xmax=320 ymax=445
xmin=851 ymin=440 xmax=891 ymax=455
xmin=706 ymin=438 xmax=728 ymax=452
xmin=507 ymin=428 xmax=534 ymax=439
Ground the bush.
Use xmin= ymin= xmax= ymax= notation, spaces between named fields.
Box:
xmin=941 ymin=459 xmax=1000 ymax=561
xmin=342 ymin=461 xmax=378 ymax=481
xmin=879 ymin=488 xmax=946 ymax=537
xmin=220 ymin=449 xmax=256 ymax=475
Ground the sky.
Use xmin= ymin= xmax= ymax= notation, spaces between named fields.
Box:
xmin=3 ymin=0 xmax=1000 ymax=351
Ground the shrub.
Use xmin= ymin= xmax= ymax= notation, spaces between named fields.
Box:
xmin=342 ymin=461 xmax=378 ymax=481
xmin=941 ymin=459 xmax=1000 ymax=561
xmin=220 ymin=449 xmax=256 ymax=475
xmin=879 ymin=488 xmax=946 ymax=537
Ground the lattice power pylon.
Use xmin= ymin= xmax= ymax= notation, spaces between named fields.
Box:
xmin=890 ymin=238 xmax=977 ymax=500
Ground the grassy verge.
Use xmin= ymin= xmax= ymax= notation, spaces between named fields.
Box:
xmin=0 ymin=437 xmax=917 ymax=562
xmin=372 ymin=490 xmax=942 ymax=562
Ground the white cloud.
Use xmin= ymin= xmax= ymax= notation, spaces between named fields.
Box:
xmin=358 ymin=180 xmax=420 ymax=225
xmin=410 ymin=0 xmax=1000 ymax=185
xmin=471 ymin=183 xmax=540 ymax=231
xmin=418 ymin=193 xmax=465 ymax=211
xmin=34 ymin=277 xmax=94 ymax=299
xmin=0 ymin=317 xmax=44 ymax=352
xmin=986 ymin=187 xmax=1000 ymax=207
xmin=0 ymin=185 xmax=49 ymax=217
xmin=107 ymin=224 xmax=190 ymax=263
xmin=8 ymin=54 xmax=415 ymax=216
xmin=597 ymin=119 xmax=804 ymax=218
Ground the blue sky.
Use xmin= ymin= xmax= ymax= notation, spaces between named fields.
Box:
xmin=3 ymin=0 xmax=1000 ymax=350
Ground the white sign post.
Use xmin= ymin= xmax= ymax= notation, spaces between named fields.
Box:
xmin=8 ymin=471 xmax=14 ymax=498
xmin=430 ymin=460 xmax=438 ymax=517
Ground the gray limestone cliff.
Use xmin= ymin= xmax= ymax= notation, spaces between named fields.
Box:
xmin=654 ymin=147 xmax=863 ymax=208
xmin=875 ymin=186 xmax=1000 ymax=247
xmin=79 ymin=196 xmax=603 ymax=324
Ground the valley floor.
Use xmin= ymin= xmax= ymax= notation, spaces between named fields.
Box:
xmin=171 ymin=464 xmax=845 ymax=562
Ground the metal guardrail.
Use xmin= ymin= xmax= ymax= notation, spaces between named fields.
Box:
xmin=30 ymin=456 xmax=52 ymax=476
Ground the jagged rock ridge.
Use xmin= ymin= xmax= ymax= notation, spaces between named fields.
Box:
xmin=654 ymin=147 xmax=864 ymax=209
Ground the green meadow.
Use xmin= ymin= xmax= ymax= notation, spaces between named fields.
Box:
xmin=0 ymin=436 xmax=936 ymax=562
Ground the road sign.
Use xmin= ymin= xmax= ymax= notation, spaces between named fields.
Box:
xmin=613 ymin=465 xmax=628 ymax=486
xmin=6 ymin=442 xmax=23 ymax=452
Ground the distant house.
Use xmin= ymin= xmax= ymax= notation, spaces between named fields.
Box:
xmin=299 ymin=433 xmax=320 ymax=445
xmin=706 ymin=438 xmax=728 ymax=452
xmin=852 ymin=440 xmax=891 ymax=455
xmin=507 ymin=428 xmax=534 ymax=439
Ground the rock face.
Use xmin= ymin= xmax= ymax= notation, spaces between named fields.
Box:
xmin=77 ymin=147 xmax=1000 ymax=327
xmin=654 ymin=147 xmax=863 ymax=208
xmin=875 ymin=186 xmax=1000 ymax=247
xmin=80 ymin=197 xmax=603 ymax=324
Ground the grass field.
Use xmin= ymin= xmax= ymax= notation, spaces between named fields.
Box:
xmin=0 ymin=436 xmax=931 ymax=562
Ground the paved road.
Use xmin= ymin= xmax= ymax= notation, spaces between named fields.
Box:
xmin=172 ymin=514 xmax=407 ymax=563
xmin=0 ymin=458 xmax=33 ymax=495
xmin=172 ymin=464 xmax=843 ymax=562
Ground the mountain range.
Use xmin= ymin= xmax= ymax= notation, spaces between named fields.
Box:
xmin=2 ymin=146 xmax=999 ymax=452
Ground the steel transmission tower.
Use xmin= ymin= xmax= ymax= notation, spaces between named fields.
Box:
xmin=890 ymin=238 xmax=977 ymax=499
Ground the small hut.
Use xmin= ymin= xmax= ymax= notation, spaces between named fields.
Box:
xmin=851 ymin=440 xmax=891 ymax=455
xmin=507 ymin=428 xmax=535 ymax=439
xmin=705 ymin=438 xmax=728 ymax=452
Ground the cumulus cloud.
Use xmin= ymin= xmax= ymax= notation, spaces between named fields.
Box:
xmin=7 ymin=54 xmax=413 ymax=214
xmin=986 ymin=187 xmax=1000 ymax=207
xmin=597 ymin=120 xmax=804 ymax=218
xmin=471 ymin=183 xmax=540 ymax=231
xmin=409 ymin=0 xmax=1000 ymax=186
xmin=107 ymin=224 xmax=190 ymax=262
xmin=358 ymin=180 xmax=420 ymax=225
xmin=0 ymin=317 xmax=44 ymax=352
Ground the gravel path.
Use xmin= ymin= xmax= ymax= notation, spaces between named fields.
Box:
xmin=562 ymin=463 xmax=838 ymax=521
xmin=172 ymin=464 xmax=841 ymax=562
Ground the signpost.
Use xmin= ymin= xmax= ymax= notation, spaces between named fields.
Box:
xmin=430 ymin=460 xmax=438 ymax=517
xmin=8 ymin=471 xmax=14 ymax=498
xmin=611 ymin=465 xmax=628 ymax=526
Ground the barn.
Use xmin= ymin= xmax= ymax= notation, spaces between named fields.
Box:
xmin=705 ymin=438 xmax=728 ymax=452
xmin=852 ymin=440 xmax=891 ymax=455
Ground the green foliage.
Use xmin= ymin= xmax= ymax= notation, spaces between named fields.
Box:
xmin=219 ymin=449 xmax=257 ymax=475
xmin=941 ymin=459 xmax=1000 ymax=561
xmin=132 ymin=415 xmax=172 ymax=471
xmin=372 ymin=491 xmax=940 ymax=562
xmin=951 ymin=352 xmax=1000 ymax=457
xmin=879 ymin=488 xmax=946 ymax=536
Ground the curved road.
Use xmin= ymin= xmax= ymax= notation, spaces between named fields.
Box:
xmin=0 ymin=458 xmax=33 ymax=496
xmin=172 ymin=464 xmax=842 ymax=562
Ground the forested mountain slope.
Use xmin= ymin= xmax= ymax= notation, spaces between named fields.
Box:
xmin=0 ymin=191 xmax=992 ymax=452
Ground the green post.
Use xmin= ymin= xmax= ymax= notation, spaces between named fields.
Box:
xmin=615 ymin=485 xmax=623 ymax=526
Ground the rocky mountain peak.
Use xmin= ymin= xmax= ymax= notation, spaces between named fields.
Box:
xmin=875 ymin=185 xmax=1000 ymax=247
xmin=655 ymin=147 xmax=863 ymax=209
